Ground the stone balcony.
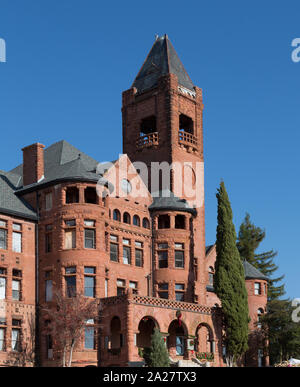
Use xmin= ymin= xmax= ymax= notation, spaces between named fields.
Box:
xmin=178 ymin=130 xmax=198 ymax=152
xmin=136 ymin=132 xmax=159 ymax=150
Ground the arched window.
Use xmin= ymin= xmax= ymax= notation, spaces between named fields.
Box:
xmin=142 ymin=218 xmax=150 ymax=229
xmin=133 ymin=215 xmax=140 ymax=227
xmin=113 ymin=209 xmax=121 ymax=221
xmin=123 ymin=212 xmax=131 ymax=224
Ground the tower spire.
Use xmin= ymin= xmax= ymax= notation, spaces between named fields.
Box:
xmin=132 ymin=35 xmax=194 ymax=94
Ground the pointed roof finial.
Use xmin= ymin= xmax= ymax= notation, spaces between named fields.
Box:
xmin=155 ymin=34 xmax=159 ymax=41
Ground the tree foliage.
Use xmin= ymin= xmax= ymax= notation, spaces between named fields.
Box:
xmin=148 ymin=328 xmax=170 ymax=367
xmin=214 ymin=181 xmax=249 ymax=366
xmin=43 ymin=290 xmax=101 ymax=367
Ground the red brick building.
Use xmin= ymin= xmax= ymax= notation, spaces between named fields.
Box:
xmin=0 ymin=35 xmax=268 ymax=367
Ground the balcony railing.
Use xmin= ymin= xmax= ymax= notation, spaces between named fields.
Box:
xmin=136 ymin=132 xmax=159 ymax=149
xmin=178 ymin=130 xmax=198 ymax=147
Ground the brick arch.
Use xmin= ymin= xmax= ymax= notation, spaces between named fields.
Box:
xmin=195 ymin=322 xmax=214 ymax=353
xmin=137 ymin=316 xmax=160 ymax=348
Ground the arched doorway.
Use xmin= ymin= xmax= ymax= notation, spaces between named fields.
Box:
xmin=195 ymin=323 xmax=214 ymax=353
xmin=137 ymin=316 xmax=158 ymax=349
xmin=110 ymin=316 xmax=122 ymax=349
xmin=168 ymin=319 xmax=188 ymax=358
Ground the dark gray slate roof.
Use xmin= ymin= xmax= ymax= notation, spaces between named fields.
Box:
xmin=149 ymin=189 xmax=196 ymax=214
xmin=132 ymin=35 xmax=194 ymax=93
xmin=0 ymin=170 xmax=37 ymax=220
xmin=0 ymin=140 xmax=114 ymax=218
xmin=12 ymin=140 xmax=113 ymax=194
xmin=243 ymin=260 xmax=268 ymax=281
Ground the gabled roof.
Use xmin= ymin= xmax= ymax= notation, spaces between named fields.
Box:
xmin=0 ymin=170 xmax=37 ymax=220
xmin=243 ymin=260 xmax=268 ymax=281
xmin=132 ymin=35 xmax=194 ymax=93
xmin=149 ymin=189 xmax=196 ymax=214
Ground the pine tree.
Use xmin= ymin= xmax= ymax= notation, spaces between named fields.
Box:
xmin=236 ymin=213 xmax=285 ymax=301
xmin=148 ymin=328 xmax=170 ymax=367
xmin=237 ymin=213 xmax=265 ymax=266
xmin=214 ymin=181 xmax=249 ymax=366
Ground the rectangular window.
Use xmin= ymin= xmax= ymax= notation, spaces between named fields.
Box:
xmin=12 ymin=232 xmax=22 ymax=253
xmin=158 ymin=251 xmax=168 ymax=268
xmin=158 ymin=283 xmax=168 ymax=299
xmin=110 ymin=242 xmax=119 ymax=262
xmin=0 ymin=220 xmax=7 ymax=228
xmin=85 ymin=319 xmax=95 ymax=350
xmin=0 ymin=229 xmax=7 ymax=250
xmin=105 ymin=278 xmax=108 ymax=297
xmin=45 ymin=225 xmax=53 ymax=253
xmin=84 ymin=229 xmax=95 ymax=249
xmin=0 ymin=327 xmax=5 ymax=351
xmin=45 ymin=193 xmax=52 ymax=210
xmin=129 ymin=281 xmax=138 ymax=294
xmin=175 ymin=283 xmax=185 ymax=301
xmin=84 ymin=220 xmax=95 ymax=227
xmin=11 ymin=328 xmax=20 ymax=352
xmin=64 ymin=229 xmax=76 ymax=249
xmin=135 ymin=247 xmax=143 ymax=267
xmin=0 ymin=269 xmax=6 ymax=300
xmin=123 ymin=246 xmax=131 ymax=265
xmin=175 ymin=243 xmax=184 ymax=268
xmin=65 ymin=267 xmax=76 ymax=297
xmin=117 ymin=279 xmax=126 ymax=296
xmin=84 ymin=267 xmax=96 ymax=298
xmin=45 ymin=279 xmax=53 ymax=302
xmin=12 ymin=279 xmax=21 ymax=301
xmin=254 ymin=282 xmax=261 ymax=295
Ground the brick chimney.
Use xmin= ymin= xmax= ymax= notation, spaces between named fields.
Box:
xmin=22 ymin=143 xmax=45 ymax=186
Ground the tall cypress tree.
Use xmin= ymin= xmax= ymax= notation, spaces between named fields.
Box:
xmin=214 ymin=181 xmax=249 ymax=366
xmin=148 ymin=328 xmax=170 ymax=367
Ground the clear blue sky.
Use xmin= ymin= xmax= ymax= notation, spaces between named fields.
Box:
xmin=0 ymin=1 xmax=299 ymax=298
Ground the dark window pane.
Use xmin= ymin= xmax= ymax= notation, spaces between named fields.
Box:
xmin=65 ymin=276 xmax=76 ymax=297
xmin=175 ymin=292 xmax=184 ymax=301
xmin=84 ymin=267 xmax=95 ymax=274
xmin=123 ymin=246 xmax=131 ymax=265
xmin=175 ymin=251 xmax=184 ymax=268
xmin=135 ymin=249 xmax=143 ymax=267
xmin=0 ymin=230 xmax=7 ymax=250
xmin=85 ymin=229 xmax=95 ymax=249
xmin=110 ymin=243 xmax=118 ymax=262
xmin=158 ymin=251 xmax=168 ymax=268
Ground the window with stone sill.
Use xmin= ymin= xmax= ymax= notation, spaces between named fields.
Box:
xmin=254 ymin=282 xmax=261 ymax=295
xmin=129 ymin=281 xmax=138 ymax=294
xmin=12 ymin=270 xmax=22 ymax=301
xmin=45 ymin=224 xmax=53 ymax=253
xmin=12 ymin=226 xmax=22 ymax=253
xmin=175 ymin=243 xmax=184 ymax=269
xmin=84 ymin=220 xmax=96 ymax=249
xmin=0 ymin=268 xmax=7 ymax=300
xmin=123 ymin=239 xmax=131 ymax=265
xmin=175 ymin=283 xmax=185 ymax=301
xmin=135 ymin=241 xmax=143 ymax=267
xmin=65 ymin=266 xmax=76 ymax=297
xmin=110 ymin=235 xmax=119 ymax=262
xmin=11 ymin=319 xmax=22 ymax=352
xmin=85 ymin=319 xmax=96 ymax=350
xmin=158 ymin=283 xmax=168 ymax=299
xmin=64 ymin=219 xmax=76 ymax=249
xmin=0 ymin=220 xmax=7 ymax=250
xmin=117 ymin=279 xmax=126 ymax=296
xmin=84 ymin=267 xmax=96 ymax=298
xmin=0 ymin=322 xmax=6 ymax=351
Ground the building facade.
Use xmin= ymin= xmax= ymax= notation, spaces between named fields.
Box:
xmin=0 ymin=35 xmax=268 ymax=367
